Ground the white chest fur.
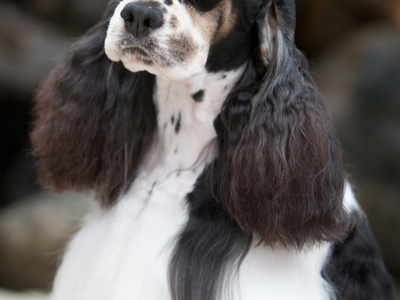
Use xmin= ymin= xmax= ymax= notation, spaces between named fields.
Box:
xmin=51 ymin=69 xmax=243 ymax=300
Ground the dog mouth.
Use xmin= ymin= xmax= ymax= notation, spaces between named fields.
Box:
xmin=123 ymin=47 xmax=149 ymax=57
xmin=122 ymin=47 xmax=153 ymax=65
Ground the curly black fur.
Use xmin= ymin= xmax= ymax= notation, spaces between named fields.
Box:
xmin=31 ymin=0 xmax=157 ymax=206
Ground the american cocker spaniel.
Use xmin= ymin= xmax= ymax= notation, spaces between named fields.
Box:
xmin=31 ymin=0 xmax=396 ymax=299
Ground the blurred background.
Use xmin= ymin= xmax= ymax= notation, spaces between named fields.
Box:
xmin=0 ymin=0 xmax=399 ymax=298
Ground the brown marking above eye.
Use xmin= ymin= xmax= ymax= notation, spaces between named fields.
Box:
xmin=183 ymin=0 xmax=237 ymax=46
xmin=170 ymin=15 xmax=179 ymax=28
xmin=211 ymin=0 xmax=237 ymax=44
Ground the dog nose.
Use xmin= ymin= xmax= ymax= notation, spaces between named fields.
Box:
xmin=121 ymin=3 xmax=164 ymax=38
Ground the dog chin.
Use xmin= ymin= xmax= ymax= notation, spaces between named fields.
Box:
xmin=106 ymin=48 xmax=207 ymax=82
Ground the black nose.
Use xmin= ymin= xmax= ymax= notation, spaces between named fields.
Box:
xmin=121 ymin=2 xmax=164 ymax=38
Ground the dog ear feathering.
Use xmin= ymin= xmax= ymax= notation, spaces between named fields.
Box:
xmin=31 ymin=0 xmax=353 ymax=248
xmin=212 ymin=0 xmax=353 ymax=249
xmin=31 ymin=0 xmax=157 ymax=207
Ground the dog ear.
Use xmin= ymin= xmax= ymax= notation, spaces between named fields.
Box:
xmin=31 ymin=1 xmax=157 ymax=206
xmin=214 ymin=0 xmax=352 ymax=248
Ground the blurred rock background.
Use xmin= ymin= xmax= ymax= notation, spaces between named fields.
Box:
xmin=0 ymin=0 xmax=399 ymax=297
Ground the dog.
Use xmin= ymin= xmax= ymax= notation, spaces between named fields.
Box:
xmin=31 ymin=0 xmax=396 ymax=299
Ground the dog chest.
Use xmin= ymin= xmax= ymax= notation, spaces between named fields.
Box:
xmin=51 ymin=177 xmax=189 ymax=300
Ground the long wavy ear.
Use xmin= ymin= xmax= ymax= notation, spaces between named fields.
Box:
xmin=31 ymin=1 xmax=157 ymax=206
xmin=215 ymin=0 xmax=352 ymax=248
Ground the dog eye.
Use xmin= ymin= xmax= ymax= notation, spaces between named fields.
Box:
xmin=183 ymin=0 xmax=221 ymax=12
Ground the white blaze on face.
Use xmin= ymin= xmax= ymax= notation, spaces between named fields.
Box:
xmin=105 ymin=0 xmax=211 ymax=81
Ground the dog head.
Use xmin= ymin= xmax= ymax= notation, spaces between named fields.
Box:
xmin=103 ymin=0 xmax=268 ymax=80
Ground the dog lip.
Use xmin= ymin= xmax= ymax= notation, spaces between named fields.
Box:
xmin=122 ymin=47 xmax=150 ymax=58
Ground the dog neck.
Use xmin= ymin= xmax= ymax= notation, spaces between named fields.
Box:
xmin=134 ymin=67 xmax=244 ymax=194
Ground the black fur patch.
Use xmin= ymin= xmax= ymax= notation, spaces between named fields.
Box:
xmin=206 ymin=20 xmax=255 ymax=72
xmin=175 ymin=112 xmax=181 ymax=134
xmin=192 ymin=90 xmax=204 ymax=102
xmin=204 ymin=0 xmax=263 ymax=72
xmin=169 ymin=172 xmax=252 ymax=300
xmin=323 ymin=213 xmax=396 ymax=300
xmin=164 ymin=0 xmax=172 ymax=5
xmin=184 ymin=0 xmax=223 ymax=12
xmin=171 ymin=115 xmax=175 ymax=124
